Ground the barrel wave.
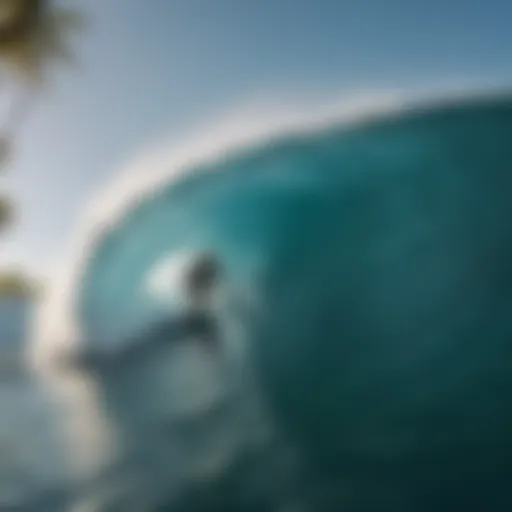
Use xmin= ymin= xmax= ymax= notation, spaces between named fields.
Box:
xmin=31 ymin=94 xmax=512 ymax=511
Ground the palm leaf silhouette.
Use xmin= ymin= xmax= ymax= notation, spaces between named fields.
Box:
xmin=0 ymin=194 xmax=13 ymax=231
xmin=0 ymin=0 xmax=85 ymax=169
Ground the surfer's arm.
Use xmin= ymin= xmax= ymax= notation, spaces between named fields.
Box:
xmin=58 ymin=310 xmax=219 ymax=371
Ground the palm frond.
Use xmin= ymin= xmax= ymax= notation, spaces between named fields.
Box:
xmin=0 ymin=195 xmax=13 ymax=231
xmin=0 ymin=39 xmax=43 ymax=82
xmin=0 ymin=3 xmax=84 ymax=84
xmin=0 ymin=0 xmax=46 ymax=43
xmin=0 ymin=1 xmax=85 ymax=166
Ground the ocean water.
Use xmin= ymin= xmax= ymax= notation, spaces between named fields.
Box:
xmin=0 ymin=300 xmax=61 ymax=509
xmin=0 ymin=300 xmax=28 ymax=345
xmin=0 ymin=300 xmax=30 ymax=375
xmin=7 ymin=92 xmax=512 ymax=511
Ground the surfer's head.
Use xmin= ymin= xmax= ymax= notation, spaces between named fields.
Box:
xmin=184 ymin=253 xmax=221 ymax=303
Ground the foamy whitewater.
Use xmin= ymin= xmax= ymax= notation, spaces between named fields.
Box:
xmin=12 ymin=87 xmax=512 ymax=511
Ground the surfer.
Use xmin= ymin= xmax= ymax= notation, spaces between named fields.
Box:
xmin=181 ymin=253 xmax=222 ymax=355
xmin=57 ymin=253 xmax=224 ymax=372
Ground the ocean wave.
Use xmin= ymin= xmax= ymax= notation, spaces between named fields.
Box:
xmin=27 ymin=88 xmax=512 ymax=511
xmin=29 ymin=85 xmax=506 ymax=368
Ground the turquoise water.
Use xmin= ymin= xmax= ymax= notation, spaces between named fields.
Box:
xmin=0 ymin=300 xmax=30 ymax=377
xmin=0 ymin=301 xmax=65 ymax=510
xmin=29 ymin=94 xmax=512 ymax=510
xmin=0 ymin=300 xmax=29 ymax=347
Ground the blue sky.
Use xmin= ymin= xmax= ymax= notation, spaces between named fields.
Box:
xmin=2 ymin=0 xmax=512 ymax=276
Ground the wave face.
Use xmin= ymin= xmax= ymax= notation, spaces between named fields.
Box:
xmin=32 ymin=94 xmax=512 ymax=511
